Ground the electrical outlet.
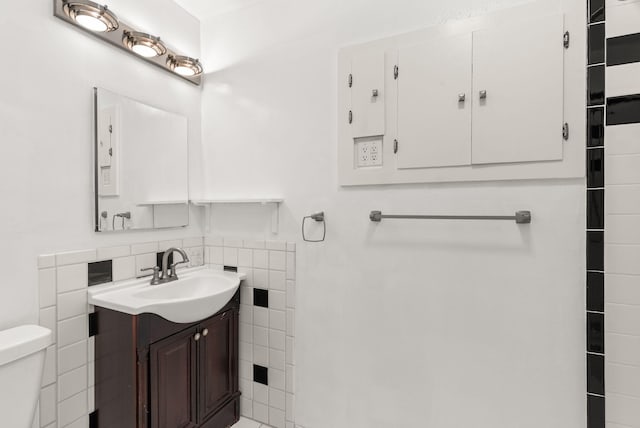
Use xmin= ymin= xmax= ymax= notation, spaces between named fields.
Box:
xmin=369 ymin=140 xmax=382 ymax=166
xmin=355 ymin=138 xmax=383 ymax=168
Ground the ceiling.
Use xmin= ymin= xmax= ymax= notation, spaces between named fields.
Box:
xmin=173 ymin=0 xmax=267 ymax=20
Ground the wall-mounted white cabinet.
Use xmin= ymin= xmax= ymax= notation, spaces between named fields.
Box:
xmin=338 ymin=6 xmax=585 ymax=185
xmin=471 ymin=14 xmax=565 ymax=165
xmin=397 ymin=33 xmax=473 ymax=169
xmin=350 ymin=51 xmax=386 ymax=139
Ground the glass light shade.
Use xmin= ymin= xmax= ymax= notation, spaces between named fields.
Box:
xmin=132 ymin=44 xmax=159 ymax=58
xmin=75 ymin=14 xmax=108 ymax=32
xmin=167 ymin=55 xmax=203 ymax=77
xmin=63 ymin=1 xmax=119 ymax=32
xmin=174 ymin=66 xmax=196 ymax=76
xmin=123 ymin=31 xmax=167 ymax=58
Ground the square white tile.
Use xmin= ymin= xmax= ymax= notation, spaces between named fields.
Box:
xmin=269 ymin=271 xmax=286 ymax=291
xmin=253 ymin=250 xmax=269 ymax=269
xmin=57 ymin=290 xmax=87 ymax=321
xmin=58 ymin=315 xmax=88 ymax=348
xmin=58 ymin=365 xmax=87 ymax=401
xmin=57 ymin=390 xmax=87 ymax=426
xmin=269 ymin=251 xmax=286 ymax=271
xmin=57 ymin=264 xmax=88 ymax=293
xmin=113 ymin=256 xmax=136 ymax=281
xmin=58 ymin=340 xmax=87 ymax=375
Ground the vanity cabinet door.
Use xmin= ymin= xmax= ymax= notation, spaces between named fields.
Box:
xmin=150 ymin=326 xmax=199 ymax=428
xmin=198 ymin=309 xmax=238 ymax=423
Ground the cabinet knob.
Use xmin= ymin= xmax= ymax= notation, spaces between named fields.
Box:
xmin=372 ymin=89 xmax=379 ymax=97
xmin=202 ymin=328 xmax=209 ymax=337
xmin=458 ymin=93 xmax=466 ymax=103
xmin=194 ymin=332 xmax=201 ymax=341
xmin=479 ymin=90 xmax=487 ymax=100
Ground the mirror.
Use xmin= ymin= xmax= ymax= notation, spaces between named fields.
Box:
xmin=94 ymin=88 xmax=189 ymax=232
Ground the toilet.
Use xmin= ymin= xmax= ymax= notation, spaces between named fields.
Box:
xmin=0 ymin=325 xmax=52 ymax=428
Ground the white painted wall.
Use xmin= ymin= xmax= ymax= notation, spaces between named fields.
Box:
xmin=199 ymin=0 xmax=587 ymax=427
xmin=0 ymin=1 xmax=204 ymax=330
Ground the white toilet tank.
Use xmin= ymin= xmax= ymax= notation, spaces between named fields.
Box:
xmin=0 ymin=325 xmax=52 ymax=428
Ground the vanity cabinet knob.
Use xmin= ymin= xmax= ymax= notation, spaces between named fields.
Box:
xmin=479 ymin=90 xmax=487 ymax=100
xmin=202 ymin=329 xmax=209 ymax=337
xmin=194 ymin=333 xmax=201 ymax=341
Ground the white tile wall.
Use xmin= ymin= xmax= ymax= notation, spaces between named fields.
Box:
xmin=605 ymin=8 xmax=640 ymax=418
xmin=206 ymin=237 xmax=296 ymax=428
xmin=37 ymin=237 xmax=205 ymax=428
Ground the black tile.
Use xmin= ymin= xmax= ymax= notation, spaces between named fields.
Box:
xmin=587 ymin=231 xmax=604 ymax=272
xmin=89 ymin=411 xmax=99 ymax=428
xmin=224 ymin=266 xmax=238 ymax=272
xmin=607 ymin=94 xmax=640 ymax=126
xmin=253 ymin=288 xmax=269 ymax=308
xmin=587 ymin=394 xmax=605 ymax=428
xmin=88 ymin=260 xmax=112 ymax=286
xmin=588 ymin=66 xmax=605 ymax=107
xmin=88 ymin=312 xmax=98 ymax=337
xmin=607 ymin=33 xmax=640 ymax=66
xmin=587 ymin=312 xmax=605 ymax=354
xmin=587 ymin=272 xmax=605 ymax=313
xmin=253 ymin=364 xmax=268 ymax=385
xmin=589 ymin=24 xmax=605 ymax=65
xmin=588 ymin=107 xmax=605 ymax=148
xmin=589 ymin=0 xmax=605 ymax=23
xmin=587 ymin=148 xmax=604 ymax=189
xmin=587 ymin=353 xmax=605 ymax=395
xmin=587 ymin=190 xmax=604 ymax=230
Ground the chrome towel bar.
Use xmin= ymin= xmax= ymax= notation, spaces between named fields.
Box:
xmin=369 ymin=210 xmax=532 ymax=224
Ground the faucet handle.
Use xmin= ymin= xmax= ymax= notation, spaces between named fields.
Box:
xmin=141 ymin=266 xmax=161 ymax=285
xmin=169 ymin=259 xmax=190 ymax=278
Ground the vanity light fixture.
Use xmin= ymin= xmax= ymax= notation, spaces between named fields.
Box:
xmin=54 ymin=0 xmax=203 ymax=85
xmin=62 ymin=0 xmax=118 ymax=32
xmin=167 ymin=55 xmax=203 ymax=77
xmin=123 ymin=31 xmax=167 ymax=58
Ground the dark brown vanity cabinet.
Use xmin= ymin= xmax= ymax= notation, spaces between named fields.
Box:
xmin=94 ymin=291 xmax=240 ymax=428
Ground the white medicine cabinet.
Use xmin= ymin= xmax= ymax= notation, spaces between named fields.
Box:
xmin=338 ymin=5 xmax=585 ymax=185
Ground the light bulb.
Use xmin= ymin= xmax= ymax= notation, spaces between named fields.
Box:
xmin=174 ymin=66 xmax=195 ymax=76
xmin=132 ymin=44 xmax=159 ymax=58
xmin=75 ymin=14 xmax=108 ymax=32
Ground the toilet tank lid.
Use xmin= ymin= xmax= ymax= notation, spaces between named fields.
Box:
xmin=0 ymin=325 xmax=52 ymax=367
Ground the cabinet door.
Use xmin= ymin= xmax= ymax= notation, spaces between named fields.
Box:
xmin=397 ymin=34 xmax=472 ymax=169
xmin=472 ymin=14 xmax=565 ymax=165
xmin=198 ymin=310 xmax=238 ymax=422
xmin=351 ymin=51 xmax=386 ymax=138
xmin=150 ymin=326 xmax=198 ymax=428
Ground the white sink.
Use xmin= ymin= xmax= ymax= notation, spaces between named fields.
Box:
xmin=88 ymin=267 xmax=245 ymax=323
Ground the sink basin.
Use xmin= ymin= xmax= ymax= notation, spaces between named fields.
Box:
xmin=88 ymin=267 xmax=245 ymax=323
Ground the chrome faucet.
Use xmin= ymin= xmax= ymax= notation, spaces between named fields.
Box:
xmin=162 ymin=247 xmax=190 ymax=281
xmin=142 ymin=247 xmax=190 ymax=285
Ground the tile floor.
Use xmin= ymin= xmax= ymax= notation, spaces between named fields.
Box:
xmin=233 ymin=417 xmax=273 ymax=428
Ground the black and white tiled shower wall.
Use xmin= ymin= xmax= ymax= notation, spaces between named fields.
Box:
xmin=588 ymin=0 xmax=640 ymax=426
xmin=205 ymin=237 xmax=297 ymax=428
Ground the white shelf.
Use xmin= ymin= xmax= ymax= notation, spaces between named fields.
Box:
xmin=137 ymin=200 xmax=190 ymax=206
xmin=191 ymin=198 xmax=284 ymax=234
xmin=191 ymin=198 xmax=284 ymax=205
